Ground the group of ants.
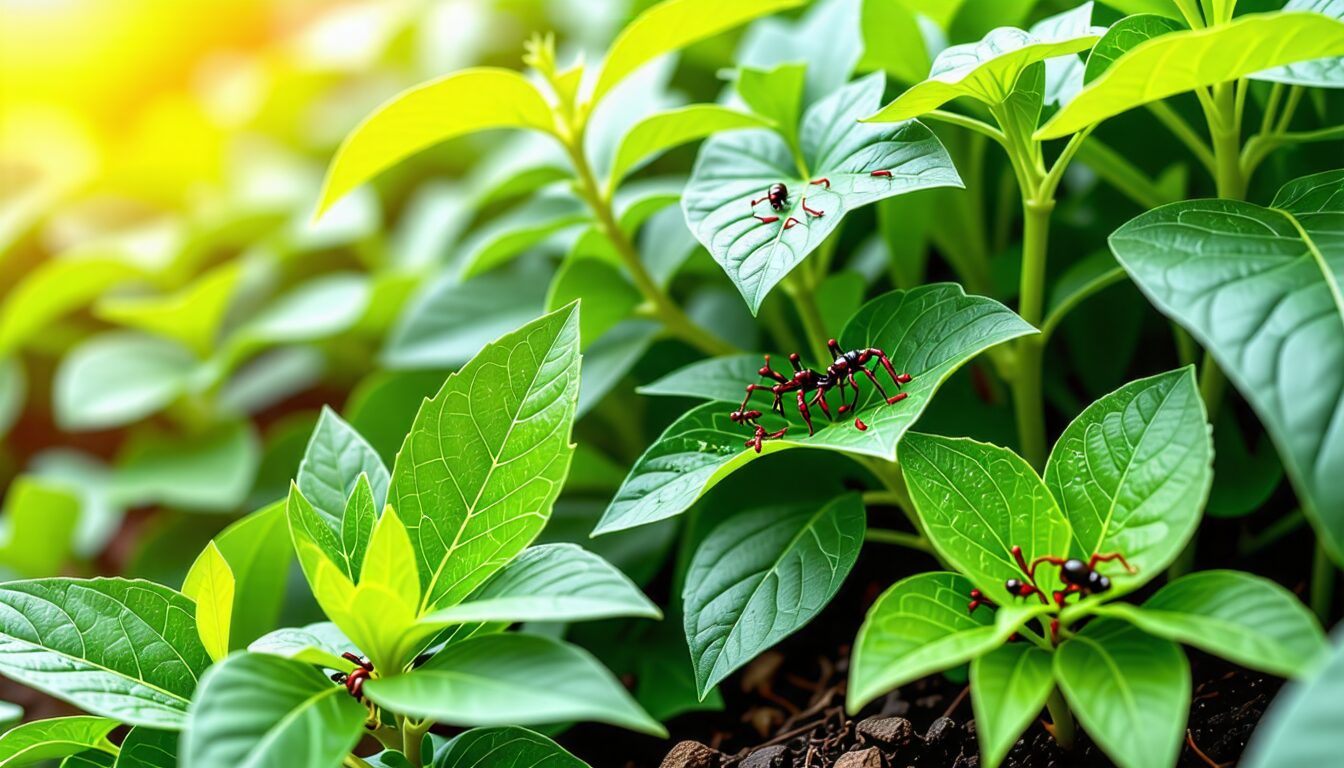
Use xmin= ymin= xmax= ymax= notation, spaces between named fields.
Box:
xmin=326 ymin=178 xmax=1136 ymax=707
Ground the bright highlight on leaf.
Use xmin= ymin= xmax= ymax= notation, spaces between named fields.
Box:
xmin=182 ymin=542 xmax=236 ymax=663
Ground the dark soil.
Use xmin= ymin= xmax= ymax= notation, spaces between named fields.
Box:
xmin=559 ymin=501 xmax=1306 ymax=768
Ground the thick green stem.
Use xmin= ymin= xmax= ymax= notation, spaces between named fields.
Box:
xmin=402 ymin=718 xmax=430 ymax=768
xmin=865 ymin=527 xmax=934 ymax=553
xmin=1312 ymin=541 xmax=1336 ymax=623
xmin=786 ymin=272 xmax=834 ymax=367
xmin=1147 ymin=102 xmax=1216 ymax=175
xmin=562 ymin=137 xmax=736 ymax=357
xmin=1210 ymin=82 xmax=1246 ymax=200
xmin=1045 ymin=688 xmax=1077 ymax=751
xmin=1198 ymin=350 xmax=1226 ymax=422
xmin=1012 ymin=200 xmax=1054 ymax=470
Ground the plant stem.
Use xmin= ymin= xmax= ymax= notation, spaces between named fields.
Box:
xmin=924 ymin=109 xmax=1008 ymax=148
xmin=1198 ymin=349 xmax=1226 ymax=422
xmin=1045 ymin=688 xmax=1077 ymax=751
xmin=1311 ymin=540 xmax=1336 ymax=623
xmin=402 ymin=717 xmax=431 ymax=768
xmin=785 ymin=272 xmax=834 ymax=367
xmin=561 ymin=136 xmax=736 ymax=357
xmin=344 ymin=756 xmax=374 ymax=768
xmin=1209 ymin=82 xmax=1246 ymax=200
xmin=865 ymin=527 xmax=934 ymax=553
xmin=1012 ymin=199 xmax=1054 ymax=470
xmin=1238 ymin=508 xmax=1305 ymax=555
xmin=1147 ymin=102 xmax=1216 ymax=175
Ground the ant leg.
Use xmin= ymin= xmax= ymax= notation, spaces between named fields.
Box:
xmin=861 ymin=365 xmax=908 ymax=405
xmin=871 ymin=170 xmax=893 ymax=177
xmin=750 ymin=194 xmax=769 ymax=206
xmin=1027 ymin=554 xmax=1068 ymax=582
xmin=1089 ymin=552 xmax=1138 ymax=574
xmin=810 ymin=178 xmax=831 ymax=188
xmin=753 ymin=215 xmax=779 ymax=224
xmin=758 ymin=354 xmax=789 ymax=384
xmin=864 ymin=348 xmax=912 ymax=388
xmin=1010 ymin=545 xmax=1033 ymax=579
xmin=795 ymin=391 xmax=816 ymax=435
xmin=801 ymin=197 xmax=824 ymax=217
xmin=811 ymin=387 xmax=834 ymax=421
xmin=783 ymin=217 xmax=802 ymax=229
xmin=737 ymin=383 xmax=778 ymax=416
xmin=765 ymin=426 xmax=788 ymax=439
xmin=827 ymin=338 xmax=844 ymax=358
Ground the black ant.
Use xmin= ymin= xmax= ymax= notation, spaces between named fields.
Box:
xmin=750 ymin=179 xmax=829 ymax=230
xmin=971 ymin=547 xmax=1137 ymax=641
xmin=331 ymin=652 xmax=373 ymax=701
xmin=729 ymin=409 xmax=788 ymax=453
xmin=734 ymin=339 xmax=912 ymax=441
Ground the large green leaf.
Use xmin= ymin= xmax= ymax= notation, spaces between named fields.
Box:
xmin=594 ymin=284 xmax=1033 ymax=534
xmin=864 ymin=20 xmax=1102 ymax=121
xmin=184 ymin=652 xmax=366 ymax=768
xmin=209 ymin=500 xmax=292 ymax=648
xmin=1038 ymin=12 xmax=1344 ymax=138
xmin=54 ymin=333 xmax=196 ymax=431
xmin=364 ymin=633 xmax=664 ymax=735
xmin=736 ymin=63 xmax=806 ymax=149
xmin=1242 ymin=629 xmax=1344 ymax=768
xmin=317 ymin=68 xmax=555 ymax=216
xmin=899 ymin=433 xmax=1073 ymax=604
xmin=421 ymin=543 xmax=659 ymax=624
xmin=458 ymin=196 xmax=590 ymax=279
xmin=433 ymin=727 xmax=588 ymax=768
xmin=1110 ymin=172 xmax=1344 ymax=562
xmin=297 ymin=407 xmax=389 ymax=529
xmin=683 ymin=72 xmax=961 ymax=313
xmin=1044 ymin=368 xmax=1211 ymax=584
xmin=95 ymin=263 xmax=241 ymax=358
xmin=0 ymin=717 xmax=116 ymax=766
xmin=1083 ymin=14 xmax=1182 ymax=84
xmin=1054 ymin=619 xmax=1189 ymax=768
xmin=181 ymin=543 xmax=234 ymax=662
xmin=609 ymin=105 xmax=771 ymax=187
xmin=684 ymin=495 xmax=864 ymax=698
xmin=1092 ymin=570 xmax=1325 ymax=678
xmin=113 ymin=727 xmax=178 ymax=768
xmin=390 ymin=305 xmax=580 ymax=611
xmin=248 ymin=622 xmax=356 ymax=673
xmin=848 ymin=572 xmax=1047 ymax=711
xmin=637 ymin=354 xmax=764 ymax=402
xmin=590 ymin=0 xmax=805 ymax=104
xmin=971 ymin=644 xmax=1054 ymax=768
xmin=0 ymin=579 xmax=210 ymax=728
xmin=110 ymin=422 xmax=259 ymax=513
xmin=1250 ymin=0 xmax=1344 ymax=88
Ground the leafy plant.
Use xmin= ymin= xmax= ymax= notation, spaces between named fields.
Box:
xmin=848 ymin=368 xmax=1328 ymax=768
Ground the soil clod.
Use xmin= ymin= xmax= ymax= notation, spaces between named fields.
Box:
xmin=662 ymin=740 xmax=723 ymax=768
xmin=834 ymin=747 xmax=884 ymax=768
xmin=856 ymin=715 xmax=914 ymax=749
xmin=739 ymin=744 xmax=788 ymax=768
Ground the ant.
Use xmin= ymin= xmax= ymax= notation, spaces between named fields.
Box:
xmin=729 ymin=409 xmax=788 ymax=453
xmin=734 ymin=339 xmax=912 ymax=439
xmin=331 ymin=652 xmax=374 ymax=701
xmin=970 ymin=546 xmax=1138 ymax=641
xmin=750 ymin=179 xmax=829 ymax=230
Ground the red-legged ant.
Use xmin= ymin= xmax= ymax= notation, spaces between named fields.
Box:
xmin=969 ymin=547 xmax=1137 ymax=642
xmin=331 ymin=652 xmax=373 ymax=701
xmin=749 ymin=180 xmax=830 ymax=227
xmin=733 ymin=341 xmax=912 ymax=439
xmin=729 ymin=409 xmax=787 ymax=453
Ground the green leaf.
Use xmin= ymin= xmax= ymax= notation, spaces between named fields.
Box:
xmin=95 ymin=263 xmax=241 ymax=358
xmin=858 ymin=2 xmax=932 ymax=85
xmin=1091 ymin=570 xmax=1326 ymax=678
xmin=210 ymin=501 xmax=292 ymax=648
xmin=383 ymin=267 xmax=548 ymax=369
xmin=318 ymin=68 xmax=555 ymax=216
xmin=233 ymin=273 xmax=370 ymax=350
xmin=113 ymin=727 xmax=178 ymax=768
xmin=248 ymin=622 xmax=356 ymax=673
xmin=971 ymin=644 xmax=1054 ymax=768
xmin=0 ymin=477 xmax=79 ymax=579
xmin=433 ymin=726 xmax=588 ymax=768
xmin=847 ymin=572 xmax=1046 ymax=711
xmin=458 ymin=196 xmax=590 ymax=279
xmin=610 ymin=105 xmax=771 ymax=187
xmin=736 ymin=63 xmax=806 ymax=149
xmin=182 ymin=543 xmax=234 ymax=663
xmin=111 ymin=423 xmax=260 ymax=513
xmin=575 ymin=320 xmax=658 ymax=418
xmin=1109 ymin=172 xmax=1344 ymax=561
xmin=289 ymin=483 xmax=357 ymax=584
xmin=590 ymin=0 xmax=806 ymax=104
xmin=0 ymin=257 xmax=141 ymax=356
xmin=421 ymin=543 xmax=659 ymax=624
xmin=62 ymin=751 xmax=114 ymax=768
xmin=864 ymin=22 xmax=1102 ymax=121
xmin=1250 ymin=0 xmax=1344 ymax=87
xmin=1038 ymin=12 xmax=1344 ymax=138
xmin=184 ymin=652 xmax=366 ymax=768
xmin=297 ymin=406 xmax=389 ymax=529
xmin=0 ymin=578 xmax=211 ymax=728
xmin=736 ymin=0 xmax=862 ymax=106
xmin=546 ymin=257 xmax=641 ymax=348
xmin=685 ymin=73 xmax=961 ymax=313
xmin=900 ymin=433 xmax=1073 ymax=604
xmin=0 ymin=717 xmax=116 ymax=767
xmin=54 ymin=333 xmax=195 ymax=431
xmin=685 ymin=495 xmax=863 ymax=697
xmin=339 ymin=476 xmax=377 ymax=584
xmin=391 ymin=305 xmax=580 ymax=612
xmin=1083 ymin=14 xmax=1183 ymax=84
xmin=595 ymin=284 xmax=1034 ymax=534
xmin=1042 ymin=250 xmax=1126 ymax=340
xmin=364 ymin=633 xmax=664 ymax=735
xmin=1044 ymin=368 xmax=1211 ymax=584
xmin=1054 ymin=619 xmax=1189 ymax=768
xmin=1242 ymin=629 xmax=1344 ymax=768
xmin=638 ymin=354 xmax=765 ymax=402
